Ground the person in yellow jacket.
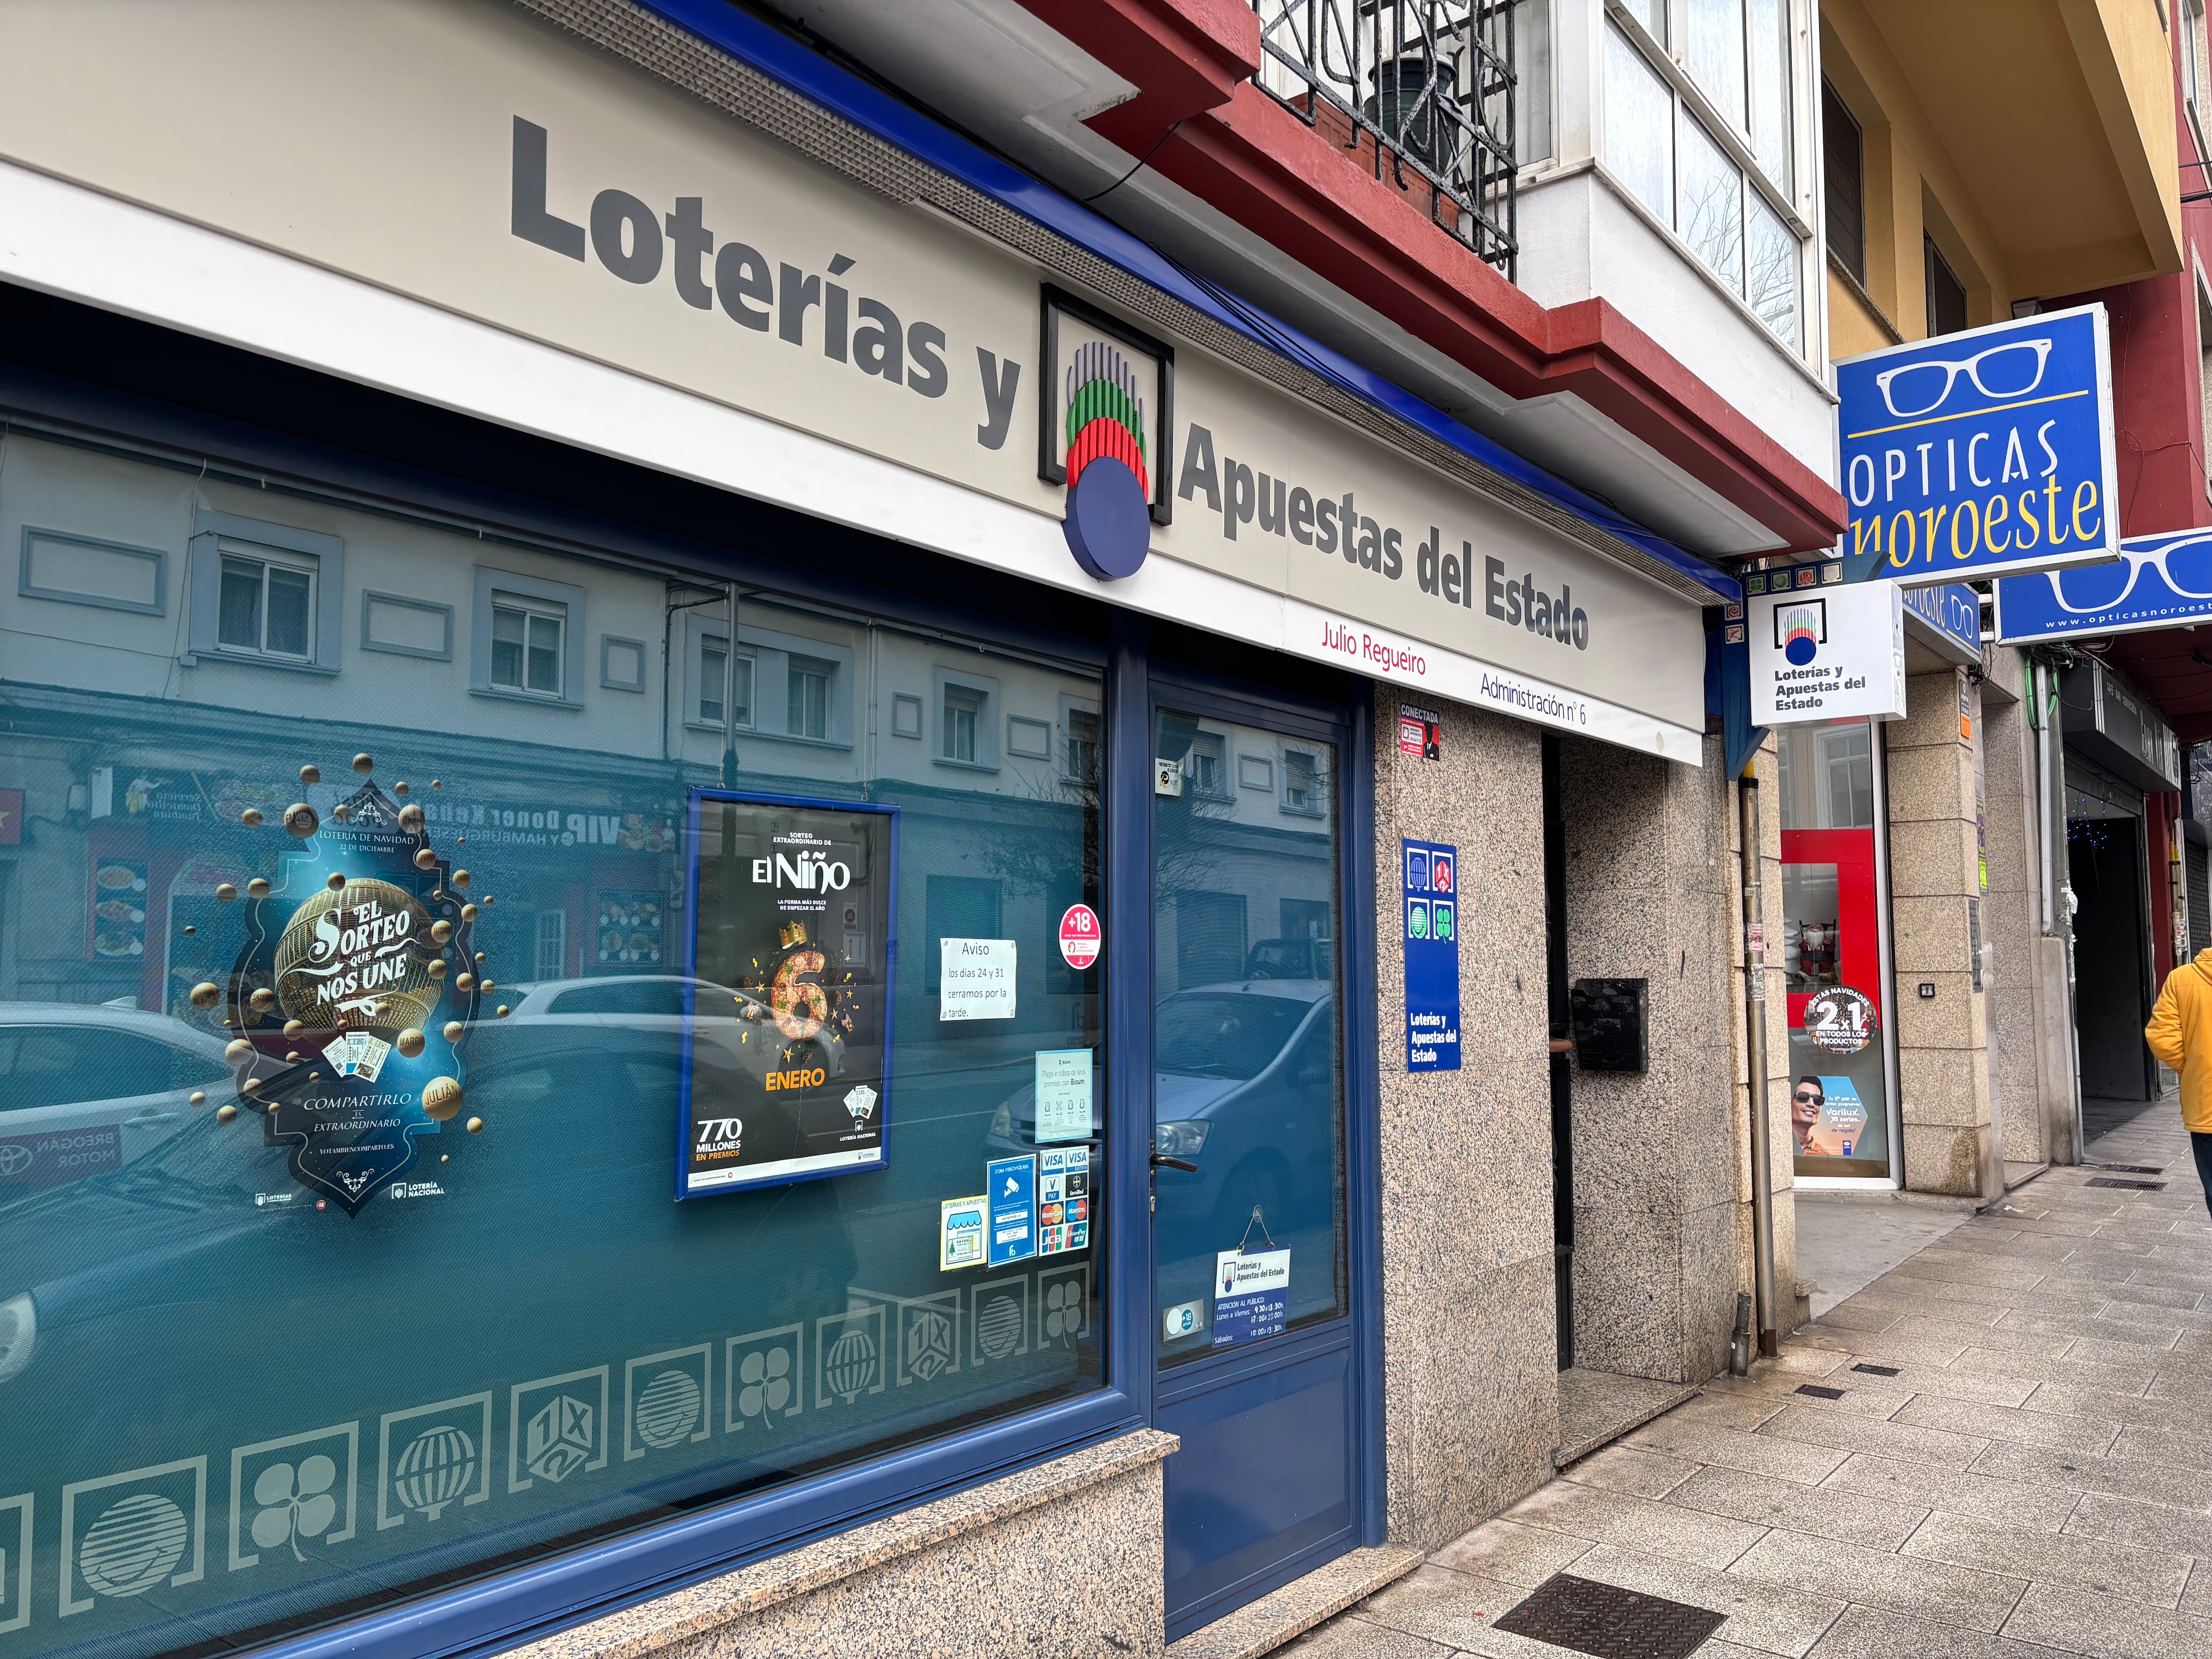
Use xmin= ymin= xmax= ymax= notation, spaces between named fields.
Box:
xmin=2143 ymin=948 xmax=2212 ymax=1214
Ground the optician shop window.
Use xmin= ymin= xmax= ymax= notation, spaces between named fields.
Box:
xmin=0 ymin=426 xmax=1103 ymax=1658
xmin=1776 ymin=718 xmax=1893 ymax=1177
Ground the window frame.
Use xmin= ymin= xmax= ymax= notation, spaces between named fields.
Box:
xmin=1279 ymin=744 xmax=1327 ymax=818
xmin=933 ymin=665 xmax=1001 ymax=772
xmin=1601 ymin=0 xmax=1814 ymax=356
xmin=1060 ymin=694 xmax=1101 ymax=784
xmin=1820 ymin=77 xmax=1865 ymax=286
xmin=2185 ymin=0 xmax=2208 ymax=158
xmin=19 ymin=526 xmax=168 ymax=616
xmin=683 ymin=611 xmax=755 ymax=733
xmin=489 ymin=592 xmax=570 ymax=699
xmin=469 ymin=565 xmax=586 ymax=709
xmin=185 ymin=509 xmax=343 ymax=675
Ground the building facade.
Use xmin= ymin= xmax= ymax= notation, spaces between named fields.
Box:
xmin=0 ymin=3 xmax=1861 ymax=1655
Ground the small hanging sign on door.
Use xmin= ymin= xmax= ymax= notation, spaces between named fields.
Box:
xmin=1214 ymin=1247 xmax=1290 ymax=1347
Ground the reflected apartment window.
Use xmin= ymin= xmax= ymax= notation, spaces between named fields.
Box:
xmin=1283 ymin=750 xmax=1319 ymax=815
xmin=788 ymin=659 xmax=830 ymax=740
xmin=492 ymin=598 xmax=564 ymax=696
xmin=1823 ymin=80 xmax=1864 ymax=284
xmin=1065 ymin=707 xmax=1099 ymax=783
xmin=944 ymin=684 xmax=982 ymax=762
xmin=217 ymin=550 xmax=314 ymax=659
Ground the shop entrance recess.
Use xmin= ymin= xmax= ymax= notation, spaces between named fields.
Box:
xmin=1777 ymin=721 xmax=1896 ymax=1179
xmin=1146 ymin=677 xmax=1379 ymax=1639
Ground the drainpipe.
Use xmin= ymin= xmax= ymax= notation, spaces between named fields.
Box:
xmin=1739 ymin=773 xmax=1779 ymax=1357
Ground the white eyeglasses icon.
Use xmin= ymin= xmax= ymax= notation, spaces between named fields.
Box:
xmin=1872 ymin=338 xmax=2053 ymax=419
xmin=2044 ymin=536 xmax=2212 ymax=614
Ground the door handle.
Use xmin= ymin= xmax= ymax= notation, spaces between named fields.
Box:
xmin=1150 ymin=1153 xmax=1198 ymax=1173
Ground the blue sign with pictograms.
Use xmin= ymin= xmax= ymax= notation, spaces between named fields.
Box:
xmin=1900 ymin=582 xmax=1982 ymax=659
xmin=1993 ymin=528 xmax=2212 ymax=643
xmin=1837 ymin=304 xmax=2119 ymax=585
xmin=1402 ymin=839 xmax=1459 ymax=1071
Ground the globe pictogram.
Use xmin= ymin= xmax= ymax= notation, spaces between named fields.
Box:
xmin=78 ymin=1494 xmax=189 ymax=1597
xmin=393 ymin=1424 xmax=476 ymax=1521
xmin=823 ymin=1326 xmax=878 ymax=1402
xmin=634 ymin=1370 xmax=701 ymax=1448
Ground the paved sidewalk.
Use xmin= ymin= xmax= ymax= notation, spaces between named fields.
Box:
xmin=1286 ymin=1102 xmax=2212 ymax=1658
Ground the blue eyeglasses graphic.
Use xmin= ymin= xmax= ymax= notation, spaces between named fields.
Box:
xmin=1870 ymin=338 xmax=2053 ymax=420
xmin=2038 ymin=534 xmax=2212 ymax=614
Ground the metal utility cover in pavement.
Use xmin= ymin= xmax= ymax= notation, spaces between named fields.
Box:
xmin=2095 ymin=1164 xmax=2164 ymax=1175
xmin=1495 ymin=1573 xmax=1727 ymax=1659
xmin=1851 ymin=1362 xmax=1901 ymax=1377
xmin=2085 ymin=1177 xmax=2167 ymax=1190
xmin=1796 ymin=1384 xmax=1845 ymax=1400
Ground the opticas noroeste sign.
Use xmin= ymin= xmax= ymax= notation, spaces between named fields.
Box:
xmin=1993 ymin=528 xmax=2212 ymax=643
xmin=1837 ymin=305 xmax=2120 ymax=586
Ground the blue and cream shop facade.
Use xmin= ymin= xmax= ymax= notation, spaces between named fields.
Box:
xmin=0 ymin=3 xmax=1742 ymax=1653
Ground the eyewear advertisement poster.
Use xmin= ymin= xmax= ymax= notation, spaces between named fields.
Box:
xmin=1213 ymin=1248 xmax=1290 ymax=1347
xmin=1994 ymin=527 xmax=2212 ymax=643
xmin=1791 ymin=1073 xmax=1872 ymax=1160
xmin=1402 ymin=839 xmax=1460 ymax=1071
xmin=679 ymin=792 xmax=895 ymax=1198
xmin=1836 ymin=304 xmax=2120 ymax=584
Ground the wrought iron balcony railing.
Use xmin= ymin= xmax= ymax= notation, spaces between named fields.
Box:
xmin=1252 ymin=0 xmax=1517 ymax=281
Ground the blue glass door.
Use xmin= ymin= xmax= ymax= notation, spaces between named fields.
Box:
xmin=1150 ymin=700 xmax=1358 ymax=1637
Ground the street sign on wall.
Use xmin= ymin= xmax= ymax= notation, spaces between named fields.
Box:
xmin=1994 ymin=528 xmax=2212 ymax=643
xmin=1837 ymin=305 xmax=2119 ymax=586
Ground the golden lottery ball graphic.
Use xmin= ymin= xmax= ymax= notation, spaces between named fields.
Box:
xmin=395 ymin=1028 xmax=426 ymax=1059
xmin=247 ymin=879 xmax=271 ymax=899
xmin=225 ymin=1038 xmax=253 ymax=1064
xmin=352 ymin=753 xmax=374 ymax=775
xmin=465 ymin=1117 xmax=484 ymax=1136
xmin=249 ymin=988 xmax=276 ymax=1013
xmin=430 ymin=920 xmax=453 ymax=943
xmin=399 ymin=803 xmax=425 ymax=831
xmin=190 ymin=982 xmax=221 ymax=1010
xmin=241 ymin=807 xmax=263 ymax=827
xmin=216 ymin=884 xmax=237 ymax=902
xmin=442 ymin=1021 xmax=465 ymax=1042
xmin=216 ymin=1104 xmax=238 ymax=1125
xmin=275 ymin=878 xmax=438 ymax=1036
xmin=422 ymin=1077 xmax=464 ymax=1121
xmin=284 ymin=803 xmax=318 ymax=837
xmin=413 ymin=848 xmax=437 ymax=871
xmin=299 ymin=764 xmax=321 ymax=785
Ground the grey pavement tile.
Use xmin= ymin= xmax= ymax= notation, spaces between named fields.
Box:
xmin=1727 ymin=1525 xmax=2026 ymax=1633
xmin=2038 ymin=1258 xmax=2151 ymax=1289
xmin=2105 ymin=1426 xmax=2212 ymax=1472
xmin=2001 ymin=1580 xmax=2212 ymax=1659
xmin=1768 ymin=1346 xmax=1852 ymax=1378
xmin=1805 ymin=1603 xmax=2085 ymax=1659
xmin=1669 ymin=1392 xmax=1796 ymax=1433
xmin=1953 ymin=1348 xmax=2160 ymax=1395
xmin=2065 ymin=1338 xmax=2200 ymax=1374
xmin=2097 ymin=1283 xmax=2207 ymax=1314
xmin=1948 ymin=1230 xmax=2098 ymax=1263
xmin=1858 ymin=1275 xmax=2067 ymax=1315
xmin=1820 ymin=1453 xmax=2084 ymax=1532
xmin=1667 ymin=1463 xmax=1927 ymax=1551
xmin=1625 ymin=1417 xmax=1852 ymax=1486
xmin=1429 ymin=1517 xmax=1594 ymax=1588
xmin=2121 ymin=1265 xmax=2212 ymax=1295
xmin=2065 ymin=1492 xmax=2212 ymax=1559
xmin=1997 ymin=1310 xmax=2183 ymax=1352
xmin=1969 ymin=1440 xmax=2212 ymax=1515
xmin=1352 ymin=1564 xmax=1561 ymax=1659
xmin=1559 ymin=1443 xmax=1701 ymax=1499
xmin=1891 ymin=1317 xmax=2075 ymax=1358
xmin=1566 ymin=1544 xmax=1849 ymax=1658
xmin=1704 ymin=1372 xmax=1915 ymax=1420
xmin=1277 ymin=1613 xmax=1459 ymax=1659
xmin=1811 ymin=1299 xmax=1913 ymax=1335
xmin=2024 ymin=1382 xmax=2212 ymax=1433
xmin=2181 ymin=1563 xmax=2212 ymax=1620
xmin=2142 ymin=1368 xmax=2212 ymax=1402
xmin=1503 ymin=1479 xmax=1767 ymax=1571
xmin=1889 ymin=1256 xmax=2052 ymax=1291
xmin=1790 ymin=1327 xmax=1974 ymax=1368
xmin=1893 ymin=1396 xmax=2124 ymax=1458
xmin=1824 ymin=1362 xmax=2036 ymax=1409
xmin=2173 ymin=1330 xmax=2212 ymax=1359
xmin=1901 ymin=1511 xmax=2192 ymax=1609
xmin=1759 ymin=1401 xmax=1991 ymax=1470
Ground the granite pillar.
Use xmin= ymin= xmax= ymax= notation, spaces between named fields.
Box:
xmin=1370 ymin=692 xmax=1559 ymax=1551
xmin=1886 ymin=666 xmax=2000 ymax=1201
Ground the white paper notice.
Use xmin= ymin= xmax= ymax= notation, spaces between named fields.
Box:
xmin=940 ymin=938 xmax=1016 ymax=1020
xmin=1033 ymin=1048 xmax=1093 ymax=1142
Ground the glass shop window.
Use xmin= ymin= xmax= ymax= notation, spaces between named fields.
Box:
xmin=1775 ymin=718 xmax=1891 ymax=1176
xmin=0 ymin=427 xmax=1104 ymax=1659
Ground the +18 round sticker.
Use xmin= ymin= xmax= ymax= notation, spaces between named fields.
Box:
xmin=1058 ymin=904 xmax=1102 ymax=970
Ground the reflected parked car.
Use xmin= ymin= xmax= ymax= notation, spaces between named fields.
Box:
xmin=498 ymin=974 xmax=846 ymax=1085
xmin=984 ymin=979 xmax=1336 ymax=1239
xmin=0 ymin=1003 xmax=233 ymax=1202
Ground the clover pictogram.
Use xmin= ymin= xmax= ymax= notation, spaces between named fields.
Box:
xmin=250 ymin=1455 xmax=338 ymax=1562
xmin=737 ymin=1344 xmax=793 ymax=1425
xmin=1045 ymin=1280 xmax=1083 ymax=1343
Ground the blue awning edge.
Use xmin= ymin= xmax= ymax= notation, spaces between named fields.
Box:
xmin=630 ymin=0 xmax=1741 ymax=606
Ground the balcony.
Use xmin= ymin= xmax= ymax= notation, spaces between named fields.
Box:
xmin=1252 ymin=0 xmax=1517 ymax=279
